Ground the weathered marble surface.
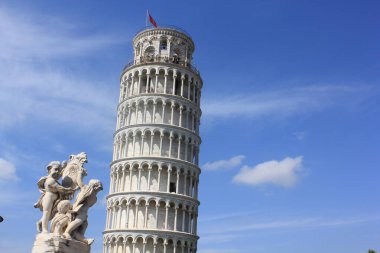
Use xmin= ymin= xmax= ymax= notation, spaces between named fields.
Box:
xmin=32 ymin=152 xmax=102 ymax=253
xmin=32 ymin=233 xmax=90 ymax=253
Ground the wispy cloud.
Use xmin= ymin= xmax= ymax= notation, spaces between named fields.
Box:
xmin=202 ymin=85 xmax=376 ymax=121
xmin=203 ymin=155 xmax=245 ymax=170
xmin=201 ymin=216 xmax=380 ymax=238
xmin=0 ymin=7 xmax=125 ymax=60
xmin=0 ymin=158 xmax=18 ymax=181
xmin=199 ymin=211 xmax=260 ymax=223
xmin=0 ymin=6 xmax=122 ymax=133
xmin=293 ymin=131 xmax=306 ymax=140
xmin=198 ymin=249 xmax=240 ymax=253
xmin=233 ymin=156 xmax=304 ymax=187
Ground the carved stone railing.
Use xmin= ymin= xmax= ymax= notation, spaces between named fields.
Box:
xmin=135 ymin=25 xmax=193 ymax=40
xmin=122 ymin=56 xmax=200 ymax=76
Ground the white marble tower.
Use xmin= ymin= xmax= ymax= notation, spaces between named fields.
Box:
xmin=103 ymin=26 xmax=202 ymax=253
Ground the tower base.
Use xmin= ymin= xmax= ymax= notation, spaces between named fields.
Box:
xmin=32 ymin=233 xmax=90 ymax=253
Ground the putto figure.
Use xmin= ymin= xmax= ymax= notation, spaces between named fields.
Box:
xmin=32 ymin=152 xmax=103 ymax=253
xmin=50 ymin=200 xmax=72 ymax=235
xmin=34 ymin=161 xmax=74 ymax=233
xmin=64 ymin=179 xmax=103 ymax=245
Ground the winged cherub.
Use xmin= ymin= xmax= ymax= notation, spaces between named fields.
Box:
xmin=63 ymin=179 xmax=103 ymax=245
xmin=34 ymin=161 xmax=74 ymax=233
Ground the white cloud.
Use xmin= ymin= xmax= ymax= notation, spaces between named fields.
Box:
xmin=203 ymin=155 xmax=245 ymax=170
xmin=293 ymin=131 xmax=306 ymax=140
xmin=198 ymin=249 xmax=239 ymax=253
xmin=0 ymin=7 xmax=125 ymax=60
xmin=0 ymin=158 xmax=18 ymax=181
xmin=233 ymin=156 xmax=303 ymax=187
xmin=202 ymin=216 xmax=380 ymax=236
xmin=202 ymin=85 xmax=376 ymax=121
xmin=0 ymin=6 xmax=122 ymax=132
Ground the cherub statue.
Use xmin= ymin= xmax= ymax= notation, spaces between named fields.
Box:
xmin=63 ymin=179 xmax=103 ymax=245
xmin=61 ymin=152 xmax=88 ymax=199
xmin=50 ymin=200 xmax=72 ymax=235
xmin=34 ymin=161 xmax=74 ymax=233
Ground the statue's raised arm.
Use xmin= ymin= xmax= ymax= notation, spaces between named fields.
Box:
xmin=61 ymin=152 xmax=88 ymax=199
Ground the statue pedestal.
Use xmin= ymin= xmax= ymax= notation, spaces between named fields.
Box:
xmin=32 ymin=233 xmax=90 ymax=253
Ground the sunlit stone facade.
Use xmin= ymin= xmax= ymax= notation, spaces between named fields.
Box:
xmin=103 ymin=26 xmax=202 ymax=253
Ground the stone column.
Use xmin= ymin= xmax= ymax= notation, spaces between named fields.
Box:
xmin=183 ymin=172 xmax=187 ymax=196
xmin=189 ymin=174 xmax=193 ymax=197
xmin=132 ymin=242 xmax=136 ymax=253
xmin=109 ymin=173 xmax=114 ymax=193
xmin=149 ymin=135 xmax=154 ymax=155
xmin=152 ymin=102 xmax=157 ymax=123
xmin=145 ymin=74 xmax=150 ymax=93
xmin=188 ymin=211 xmax=192 ymax=233
xmin=137 ymin=166 xmax=142 ymax=190
xmin=179 ymin=106 xmax=183 ymax=127
xmin=137 ymin=74 xmax=142 ymax=94
xmin=115 ymin=171 xmax=119 ymax=193
xmin=122 ymin=242 xmax=127 ymax=253
xmin=176 ymin=170 xmax=180 ymax=193
xmin=117 ymin=205 xmax=123 ymax=228
xmin=131 ymin=76 xmax=135 ymax=96
xmin=125 ymin=204 xmax=130 ymax=228
xmin=191 ymin=112 xmax=195 ymax=131
xmin=132 ymin=135 xmax=136 ymax=156
xmin=192 ymin=83 xmax=196 ymax=102
xmin=187 ymin=80 xmax=191 ymax=99
xmin=155 ymin=203 xmax=159 ymax=229
xmin=144 ymin=203 xmax=149 ymax=228
xmin=174 ymin=205 xmax=178 ymax=231
xmin=157 ymin=166 xmax=162 ymax=191
xmin=105 ymin=208 xmax=110 ymax=229
xmin=129 ymin=168 xmax=133 ymax=191
xmin=169 ymin=133 xmax=173 ymax=158
xmin=143 ymin=102 xmax=147 ymax=123
xmin=167 ymin=166 xmax=172 ymax=193
xmin=121 ymin=168 xmax=126 ymax=192
xmin=134 ymin=204 xmax=139 ymax=228
xmin=127 ymin=106 xmax=131 ymax=126
xmin=170 ymin=103 xmax=175 ymax=125
xmin=147 ymin=166 xmax=152 ymax=191
xmin=164 ymin=73 xmax=168 ymax=94
xmin=154 ymin=73 xmax=159 ymax=93
xmin=164 ymin=202 xmax=169 ymax=230
xmin=182 ymin=208 xmax=186 ymax=232
xmin=180 ymin=76 xmax=185 ymax=97
xmin=159 ymin=134 xmax=164 ymax=156
xmin=194 ymin=179 xmax=199 ymax=200
xmin=177 ymin=136 xmax=182 ymax=159
xmin=172 ymin=74 xmax=177 ymax=95
xmin=141 ymin=134 xmax=146 ymax=156
xmin=184 ymin=139 xmax=188 ymax=161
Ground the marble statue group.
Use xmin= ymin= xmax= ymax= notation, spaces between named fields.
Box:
xmin=32 ymin=152 xmax=102 ymax=253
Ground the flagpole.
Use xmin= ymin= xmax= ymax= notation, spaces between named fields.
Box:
xmin=146 ymin=10 xmax=148 ymax=27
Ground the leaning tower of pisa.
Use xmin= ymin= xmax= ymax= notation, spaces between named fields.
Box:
xmin=103 ymin=26 xmax=202 ymax=253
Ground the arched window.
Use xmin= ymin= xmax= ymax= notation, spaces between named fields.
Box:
xmin=144 ymin=46 xmax=155 ymax=59
xmin=160 ymin=39 xmax=167 ymax=50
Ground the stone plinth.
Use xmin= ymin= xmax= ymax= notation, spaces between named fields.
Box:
xmin=32 ymin=233 xmax=90 ymax=253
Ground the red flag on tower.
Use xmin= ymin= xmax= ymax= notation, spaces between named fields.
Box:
xmin=147 ymin=11 xmax=158 ymax=28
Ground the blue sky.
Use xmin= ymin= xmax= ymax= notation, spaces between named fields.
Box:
xmin=0 ymin=1 xmax=379 ymax=253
